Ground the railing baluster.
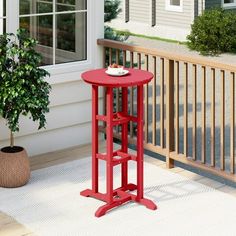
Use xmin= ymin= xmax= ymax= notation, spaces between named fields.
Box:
xmin=138 ymin=53 xmax=141 ymax=69
xmin=201 ymin=66 xmax=206 ymax=164
xmin=230 ymin=72 xmax=235 ymax=174
xmin=184 ymin=63 xmax=188 ymax=157
xmin=166 ymin=59 xmax=175 ymax=168
xmin=175 ymin=61 xmax=179 ymax=154
xmin=109 ymin=48 xmax=112 ymax=65
xmin=122 ymin=50 xmax=127 ymax=67
xmin=220 ymin=70 xmax=225 ymax=171
xmin=160 ymin=58 xmax=164 ymax=149
xmin=145 ymin=55 xmax=149 ymax=143
xmin=211 ymin=68 xmax=215 ymax=167
xmin=116 ymin=49 xmax=120 ymax=65
xmin=152 ymin=56 xmax=157 ymax=146
xmin=192 ymin=64 xmax=197 ymax=161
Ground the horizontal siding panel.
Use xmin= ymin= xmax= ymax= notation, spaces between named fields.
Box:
xmin=0 ymin=99 xmax=103 ymax=142
xmin=50 ymin=81 xmax=90 ymax=107
xmin=50 ymin=80 xmax=102 ymax=107
xmin=116 ymin=0 xmax=194 ymax=28
xmin=156 ymin=0 xmax=194 ymax=28
xmin=0 ymin=122 xmax=93 ymax=156
xmin=130 ymin=0 xmax=150 ymax=24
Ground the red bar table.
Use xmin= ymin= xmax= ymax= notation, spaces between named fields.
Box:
xmin=80 ymin=68 xmax=157 ymax=217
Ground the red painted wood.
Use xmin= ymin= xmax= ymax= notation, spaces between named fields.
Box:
xmin=92 ymin=85 xmax=99 ymax=193
xmin=121 ymin=87 xmax=128 ymax=188
xmin=137 ymin=85 xmax=144 ymax=200
xmin=80 ymin=68 xmax=157 ymax=217
xmin=82 ymin=68 xmax=153 ymax=87
xmin=106 ymin=87 xmax=114 ymax=204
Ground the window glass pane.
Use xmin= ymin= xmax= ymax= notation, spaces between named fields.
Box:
xmin=170 ymin=0 xmax=180 ymax=6
xmin=56 ymin=12 xmax=87 ymax=64
xmin=37 ymin=0 xmax=53 ymax=13
xmin=20 ymin=0 xmax=31 ymax=15
xmin=56 ymin=0 xmax=87 ymax=12
xmin=20 ymin=16 xmax=53 ymax=65
xmin=19 ymin=0 xmax=87 ymax=65
xmin=20 ymin=0 xmax=53 ymax=15
xmin=224 ymin=0 xmax=234 ymax=3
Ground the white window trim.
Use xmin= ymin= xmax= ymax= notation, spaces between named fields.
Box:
xmin=5 ymin=0 xmax=95 ymax=76
xmin=165 ymin=0 xmax=183 ymax=12
xmin=222 ymin=0 xmax=236 ymax=8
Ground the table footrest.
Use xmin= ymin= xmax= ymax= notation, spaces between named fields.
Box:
xmin=96 ymin=112 xmax=138 ymax=126
xmin=80 ymin=183 xmax=137 ymax=202
xmin=96 ymin=151 xmax=137 ymax=165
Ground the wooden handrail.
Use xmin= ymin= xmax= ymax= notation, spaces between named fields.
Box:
xmin=97 ymin=39 xmax=236 ymax=72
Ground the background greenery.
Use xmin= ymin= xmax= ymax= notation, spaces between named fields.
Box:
xmin=187 ymin=8 xmax=236 ymax=55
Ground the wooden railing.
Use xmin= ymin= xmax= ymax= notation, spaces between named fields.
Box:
xmin=98 ymin=38 xmax=236 ymax=182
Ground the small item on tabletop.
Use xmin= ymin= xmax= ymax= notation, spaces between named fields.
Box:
xmin=106 ymin=63 xmax=129 ymax=76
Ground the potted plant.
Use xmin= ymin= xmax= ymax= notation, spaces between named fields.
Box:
xmin=0 ymin=29 xmax=51 ymax=188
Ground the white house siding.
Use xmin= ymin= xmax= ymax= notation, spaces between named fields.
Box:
xmin=0 ymin=0 xmax=104 ymax=156
xmin=108 ymin=0 xmax=195 ymax=41
xmin=129 ymin=0 xmax=150 ymax=24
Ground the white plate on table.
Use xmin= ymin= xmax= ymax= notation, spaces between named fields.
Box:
xmin=105 ymin=69 xmax=129 ymax=77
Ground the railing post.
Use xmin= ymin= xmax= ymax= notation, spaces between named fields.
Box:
xmin=166 ymin=59 xmax=175 ymax=168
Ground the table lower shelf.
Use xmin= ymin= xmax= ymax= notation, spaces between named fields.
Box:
xmin=80 ymin=183 xmax=157 ymax=217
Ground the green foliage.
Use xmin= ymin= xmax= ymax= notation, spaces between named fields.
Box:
xmin=105 ymin=0 xmax=121 ymax=23
xmin=104 ymin=26 xmax=129 ymax=41
xmin=187 ymin=8 xmax=236 ymax=55
xmin=104 ymin=0 xmax=128 ymax=41
xmin=0 ymin=29 xmax=51 ymax=138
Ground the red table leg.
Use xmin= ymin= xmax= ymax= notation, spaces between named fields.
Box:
xmin=92 ymin=85 xmax=99 ymax=193
xmin=106 ymin=87 xmax=114 ymax=204
xmin=137 ymin=85 xmax=144 ymax=200
xmin=80 ymin=85 xmax=99 ymax=197
xmin=136 ymin=85 xmax=157 ymax=210
xmin=121 ymin=87 xmax=128 ymax=188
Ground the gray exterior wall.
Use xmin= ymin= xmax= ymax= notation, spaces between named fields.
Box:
xmin=118 ymin=0 xmax=194 ymax=28
xmin=156 ymin=1 xmax=194 ymax=28
xmin=129 ymin=0 xmax=150 ymax=24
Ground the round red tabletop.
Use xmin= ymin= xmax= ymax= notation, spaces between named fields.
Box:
xmin=81 ymin=68 xmax=153 ymax=87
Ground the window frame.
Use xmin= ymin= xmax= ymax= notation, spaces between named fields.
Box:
xmin=165 ymin=0 xmax=183 ymax=12
xmin=0 ymin=0 xmax=6 ymax=34
xmin=222 ymin=0 xmax=236 ymax=8
xmin=5 ymin=0 xmax=92 ymax=75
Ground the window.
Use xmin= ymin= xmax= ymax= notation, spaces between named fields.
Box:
xmin=0 ymin=0 xmax=6 ymax=34
xmin=19 ymin=0 xmax=87 ymax=65
xmin=165 ymin=0 xmax=183 ymax=12
xmin=223 ymin=0 xmax=236 ymax=7
xmin=3 ymin=0 xmax=87 ymax=66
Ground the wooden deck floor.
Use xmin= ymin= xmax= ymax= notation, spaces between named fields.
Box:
xmin=1 ymin=141 xmax=236 ymax=236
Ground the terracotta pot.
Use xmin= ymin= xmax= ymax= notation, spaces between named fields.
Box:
xmin=0 ymin=146 xmax=30 ymax=188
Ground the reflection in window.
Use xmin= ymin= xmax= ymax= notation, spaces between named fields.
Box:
xmin=165 ymin=0 xmax=182 ymax=12
xmin=223 ymin=0 xmax=236 ymax=5
xmin=170 ymin=0 xmax=180 ymax=6
xmin=19 ymin=0 xmax=87 ymax=66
